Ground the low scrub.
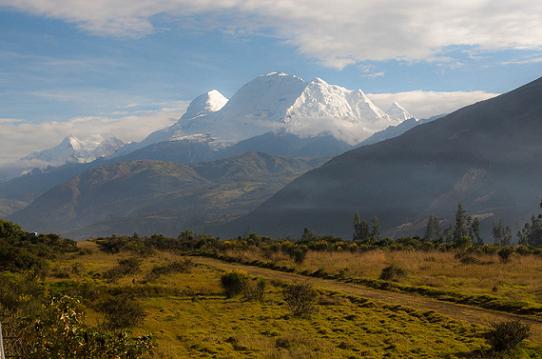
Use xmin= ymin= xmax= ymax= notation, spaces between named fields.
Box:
xmin=221 ymin=271 xmax=248 ymax=298
xmin=98 ymin=294 xmax=146 ymax=329
xmin=243 ymin=278 xmax=266 ymax=301
xmin=283 ymin=283 xmax=318 ymax=318
xmin=103 ymin=258 xmax=141 ymax=282
xmin=144 ymin=259 xmax=193 ymax=282
xmin=486 ymin=321 xmax=530 ymax=353
xmin=379 ymin=265 xmax=407 ymax=281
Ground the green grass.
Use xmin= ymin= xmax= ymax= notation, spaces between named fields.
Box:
xmin=44 ymin=241 xmax=542 ymax=358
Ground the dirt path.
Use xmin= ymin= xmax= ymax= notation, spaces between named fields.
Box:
xmin=191 ymin=256 xmax=542 ymax=343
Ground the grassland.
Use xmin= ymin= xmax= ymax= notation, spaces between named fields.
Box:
xmin=44 ymin=241 xmax=542 ymax=358
xmin=221 ymin=248 xmax=542 ymax=312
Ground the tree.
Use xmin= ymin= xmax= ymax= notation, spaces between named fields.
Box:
xmin=470 ymin=218 xmax=483 ymax=245
xmin=370 ymin=216 xmax=380 ymax=241
xmin=353 ymin=213 xmax=370 ymax=242
xmin=453 ymin=204 xmax=472 ymax=247
xmin=518 ymin=200 xmax=542 ymax=247
xmin=493 ymin=220 xmax=512 ymax=246
xmin=424 ymin=216 xmax=441 ymax=242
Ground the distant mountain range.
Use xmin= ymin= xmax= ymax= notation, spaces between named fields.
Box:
xmin=11 ymin=152 xmax=324 ymax=238
xmin=224 ymin=76 xmax=542 ymax=238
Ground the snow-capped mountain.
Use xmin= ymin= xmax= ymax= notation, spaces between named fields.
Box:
xmin=386 ymin=101 xmax=414 ymax=122
xmin=137 ymin=90 xmax=229 ymax=148
xmin=22 ymin=135 xmax=124 ymax=167
xmin=143 ymin=72 xmax=413 ymax=147
xmin=284 ymin=77 xmax=403 ymax=144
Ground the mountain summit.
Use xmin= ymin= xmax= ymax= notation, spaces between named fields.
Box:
xmin=143 ymin=72 xmax=412 ymax=147
xmin=22 ymin=135 xmax=124 ymax=167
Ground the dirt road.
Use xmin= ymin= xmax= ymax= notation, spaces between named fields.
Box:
xmin=191 ymin=256 xmax=542 ymax=343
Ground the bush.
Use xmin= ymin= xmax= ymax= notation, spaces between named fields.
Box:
xmin=486 ymin=321 xmax=530 ymax=353
xmin=103 ymin=257 xmax=141 ymax=282
xmin=497 ymin=247 xmax=514 ymax=264
xmin=379 ymin=265 xmax=407 ymax=281
xmin=98 ymin=294 xmax=146 ymax=329
xmin=283 ymin=283 xmax=318 ymax=318
xmin=243 ymin=278 xmax=266 ymax=301
xmin=19 ymin=295 xmax=154 ymax=358
xmin=144 ymin=259 xmax=193 ymax=282
xmin=221 ymin=272 xmax=248 ymax=298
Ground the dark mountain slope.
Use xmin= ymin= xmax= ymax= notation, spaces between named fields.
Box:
xmin=0 ymin=132 xmax=346 ymax=208
xmin=224 ymin=77 xmax=542 ymax=238
xmin=11 ymin=153 xmax=321 ymax=238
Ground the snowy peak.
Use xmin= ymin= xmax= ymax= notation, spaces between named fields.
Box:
xmin=22 ymin=135 xmax=124 ymax=166
xmin=143 ymin=72 xmax=414 ymax=147
xmin=178 ymin=72 xmax=307 ymax=142
xmin=283 ymin=77 xmax=400 ymax=144
xmin=217 ymin=72 xmax=306 ymax=121
xmin=181 ymin=90 xmax=228 ymax=121
xmin=387 ymin=101 xmax=414 ymax=122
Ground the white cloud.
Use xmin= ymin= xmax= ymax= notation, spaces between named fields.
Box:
xmin=501 ymin=56 xmax=542 ymax=65
xmin=2 ymin=1 xmax=542 ymax=68
xmin=368 ymin=91 xmax=498 ymax=119
xmin=0 ymin=101 xmax=188 ymax=164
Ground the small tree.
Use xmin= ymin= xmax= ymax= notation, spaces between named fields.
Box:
xmin=493 ymin=220 xmax=512 ymax=246
xmin=486 ymin=321 xmax=530 ymax=353
xmin=283 ymin=283 xmax=318 ymax=318
xmin=470 ymin=218 xmax=483 ymax=245
xmin=370 ymin=216 xmax=380 ymax=241
xmin=424 ymin=216 xmax=441 ymax=242
xmin=221 ymin=272 xmax=247 ymax=298
xmin=453 ymin=204 xmax=474 ymax=248
xmin=518 ymin=200 xmax=542 ymax=246
xmin=353 ymin=213 xmax=370 ymax=242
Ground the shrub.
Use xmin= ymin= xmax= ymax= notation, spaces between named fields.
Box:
xmin=144 ymin=259 xmax=193 ymax=282
xmin=486 ymin=321 xmax=530 ymax=352
xmin=98 ymin=294 xmax=146 ymax=329
xmin=19 ymin=295 xmax=154 ymax=358
xmin=497 ymin=247 xmax=514 ymax=264
xmin=103 ymin=257 xmax=141 ymax=282
xmin=243 ymin=278 xmax=266 ymax=301
xmin=221 ymin=272 xmax=248 ymax=298
xmin=379 ymin=265 xmax=407 ymax=281
xmin=283 ymin=283 xmax=318 ymax=318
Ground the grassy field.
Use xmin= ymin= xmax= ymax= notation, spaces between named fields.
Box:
xmin=43 ymin=241 xmax=542 ymax=358
xmin=221 ymin=248 xmax=542 ymax=308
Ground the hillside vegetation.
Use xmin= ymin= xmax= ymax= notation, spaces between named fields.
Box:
xmin=2 ymin=216 xmax=542 ymax=358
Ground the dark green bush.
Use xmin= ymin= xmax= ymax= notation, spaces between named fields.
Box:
xmin=221 ymin=272 xmax=248 ymax=298
xmin=283 ymin=283 xmax=318 ymax=318
xmin=486 ymin=321 xmax=530 ymax=353
xmin=103 ymin=258 xmax=141 ymax=282
xmin=379 ymin=265 xmax=407 ymax=281
xmin=98 ymin=294 xmax=146 ymax=329
xmin=144 ymin=259 xmax=193 ymax=282
xmin=497 ymin=247 xmax=514 ymax=264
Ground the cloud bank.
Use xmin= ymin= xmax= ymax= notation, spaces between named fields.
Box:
xmin=368 ymin=91 xmax=498 ymax=120
xmin=0 ymin=101 xmax=187 ymax=164
xmin=2 ymin=1 xmax=542 ymax=68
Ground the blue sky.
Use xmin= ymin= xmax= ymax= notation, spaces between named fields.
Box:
xmin=1 ymin=1 xmax=542 ymax=161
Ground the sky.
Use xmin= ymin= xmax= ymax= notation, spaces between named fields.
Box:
xmin=1 ymin=0 xmax=542 ymax=163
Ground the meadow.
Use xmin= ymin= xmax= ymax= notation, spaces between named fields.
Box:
xmin=1 ymin=222 xmax=542 ymax=358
